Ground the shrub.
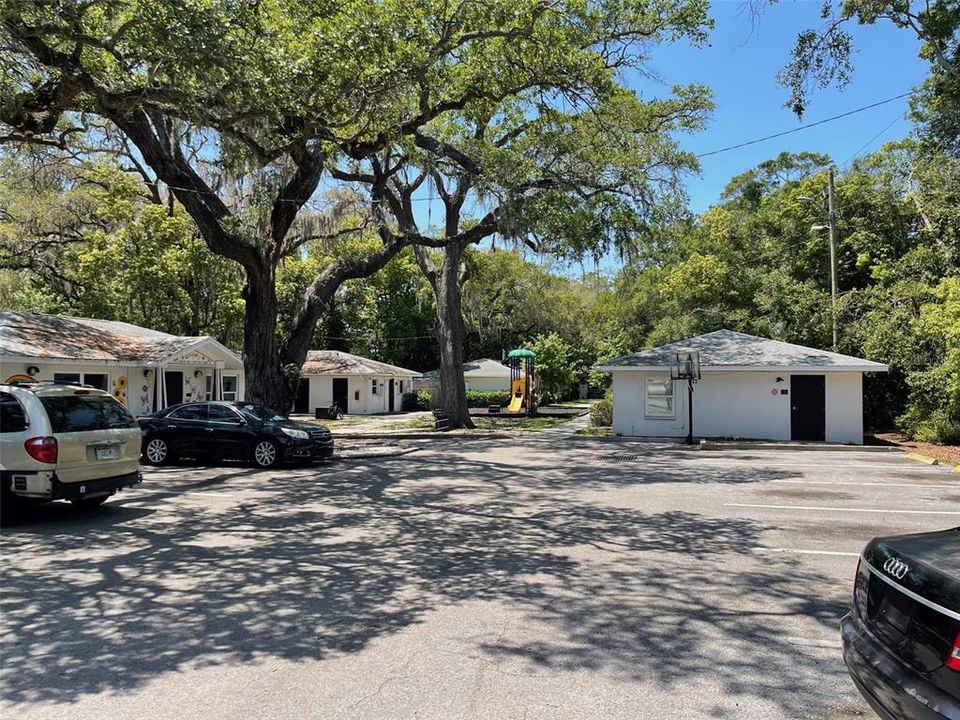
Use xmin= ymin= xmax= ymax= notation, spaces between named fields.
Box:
xmin=401 ymin=391 xmax=431 ymax=411
xmin=590 ymin=392 xmax=613 ymax=427
xmin=910 ymin=413 xmax=960 ymax=445
xmin=465 ymin=390 xmax=512 ymax=408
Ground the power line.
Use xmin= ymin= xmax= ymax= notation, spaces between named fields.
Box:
xmin=696 ymin=92 xmax=913 ymax=159
xmin=839 ymin=112 xmax=907 ymax=168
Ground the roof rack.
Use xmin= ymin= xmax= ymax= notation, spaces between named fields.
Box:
xmin=30 ymin=380 xmax=98 ymax=388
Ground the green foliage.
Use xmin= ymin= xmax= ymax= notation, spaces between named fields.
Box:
xmin=401 ymin=391 xmax=431 ymax=412
xmin=528 ymin=332 xmax=579 ymax=401
xmin=590 ymin=392 xmax=613 ymax=427
xmin=465 ymin=390 xmax=512 ymax=408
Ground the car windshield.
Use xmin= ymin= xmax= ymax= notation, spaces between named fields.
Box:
xmin=39 ymin=394 xmax=138 ymax=433
xmin=236 ymin=404 xmax=286 ymax=423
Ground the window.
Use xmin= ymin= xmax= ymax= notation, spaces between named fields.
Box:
xmin=397 ymin=380 xmax=403 ymax=394
xmin=645 ymin=377 xmax=675 ymax=418
xmin=39 ymin=395 xmax=137 ymax=433
xmin=208 ymin=404 xmax=241 ymax=423
xmin=0 ymin=392 xmax=28 ymax=433
xmin=169 ymin=404 xmax=207 ymax=421
xmin=205 ymin=375 xmax=213 ymax=400
xmin=84 ymin=373 xmax=109 ymax=391
xmin=52 ymin=372 xmax=109 ymax=390
xmin=371 ymin=379 xmax=379 ymax=395
xmin=221 ymin=376 xmax=238 ymax=402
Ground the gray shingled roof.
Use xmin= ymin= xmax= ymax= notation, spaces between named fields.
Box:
xmin=0 ymin=310 xmax=239 ymax=364
xmin=423 ymin=358 xmax=512 ymax=380
xmin=301 ymin=350 xmax=419 ymax=377
xmin=596 ymin=330 xmax=888 ymax=371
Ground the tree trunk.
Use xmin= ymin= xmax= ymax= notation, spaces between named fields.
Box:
xmin=241 ymin=260 xmax=293 ymax=414
xmin=432 ymin=243 xmax=474 ymax=429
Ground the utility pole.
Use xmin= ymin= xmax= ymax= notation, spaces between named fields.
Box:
xmin=827 ymin=168 xmax=838 ymax=351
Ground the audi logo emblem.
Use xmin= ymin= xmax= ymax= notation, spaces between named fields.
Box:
xmin=883 ymin=557 xmax=910 ymax=580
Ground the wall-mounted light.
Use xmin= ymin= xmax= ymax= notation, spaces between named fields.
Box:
xmin=775 ymin=377 xmax=784 ymax=383
xmin=194 ymin=369 xmax=203 ymax=378
xmin=26 ymin=365 xmax=39 ymax=376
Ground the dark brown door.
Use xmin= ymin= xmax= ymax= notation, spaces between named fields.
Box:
xmin=294 ymin=378 xmax=310 ymax=414
xmin=332 ymin=378 xmax=349 ymax=414
xmin=791 ymin=375 xmax=825 ymax=441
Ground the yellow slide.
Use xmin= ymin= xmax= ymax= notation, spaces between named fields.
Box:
xmin=507 ymin=378 xmax=525 ymax=413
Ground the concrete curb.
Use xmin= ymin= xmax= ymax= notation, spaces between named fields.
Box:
xmin=333 ymin=432 xmax=520 ymax=441
xmin=699 ymin=441 xmax=901 ymax=452
xmin=334 ymin=446 xmax=422 ymax=460
xmin=903 ymin=451 xmax=940 ymax=465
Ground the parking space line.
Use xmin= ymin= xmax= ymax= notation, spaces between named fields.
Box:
xmin=757 ymin=548 xmax=860 ymax=557
xmin=726 ymin=503 xmax=960 ymax=516
xmin=769 ymin=479 xmax=957 ymax=489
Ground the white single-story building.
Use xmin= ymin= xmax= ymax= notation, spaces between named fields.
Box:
xmin=0 ymin=310 xmax=245 ymax=416
xmin=296 ymin=350 xmax=419 ymax=415
xmin=419 ymin=358 xmax=512 ymax=393
xmin=595 ymin=329 xmax=888 ymax=444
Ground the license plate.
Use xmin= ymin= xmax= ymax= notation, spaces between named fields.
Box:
xmin=96 ymin=447 xmax=117 ymax=461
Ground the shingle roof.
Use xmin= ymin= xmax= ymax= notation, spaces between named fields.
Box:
xmin=596 ymin=329 xmax=888 ymax=372
xmin=0 ymin=311 xmax=238 ymax=364
xmin=423 ymin=358 xmax=512 ymax=380
xmin=301 ymin=350 xmax=419 ymax=377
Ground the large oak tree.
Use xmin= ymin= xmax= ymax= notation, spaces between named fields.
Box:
xmin=1 ymin=0 xmax=711 ymax=412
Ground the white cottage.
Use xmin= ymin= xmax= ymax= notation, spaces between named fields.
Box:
xmin=595 ymin=329 xmax=888 ymax=444
xmin=0 ymin=311 xmax=245 ymax=415
xmin=420 ymin=358 xmax=512 ymax=393
xmin=296 ymin=350 xmax=419 ymax=415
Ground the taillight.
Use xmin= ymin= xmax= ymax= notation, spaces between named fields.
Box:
xmin=24 ymin=436 xmax=58 ymax=464
xmin=947 ymin=632 xmax=960 ymax=671
xmin=853 ymin=558 xmax=868 ymax=615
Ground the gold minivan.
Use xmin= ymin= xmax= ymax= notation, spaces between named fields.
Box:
xmin=0 ymin=383 xmax=142 ymax=510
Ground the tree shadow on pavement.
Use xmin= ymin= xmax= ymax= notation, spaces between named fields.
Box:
xmin=1 ymin=448 xmax=844 ymax=718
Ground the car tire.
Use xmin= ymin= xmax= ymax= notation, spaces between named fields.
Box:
xmin=144 ymin=436 xmax=170 ymax=465
xmin=71 ymin=495 xmax=109 ymax=510
xmin=252 ymin=439 xmax=279 ymax=468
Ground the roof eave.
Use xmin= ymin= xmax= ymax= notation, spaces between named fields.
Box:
xmin=595 ymin=364 xmax=889 ymax=373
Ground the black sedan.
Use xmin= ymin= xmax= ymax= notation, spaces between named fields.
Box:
xmin=139 ymin=401 xmax=334 ymax=468
xmin=842 ymin=527 xmax=959 ymax=720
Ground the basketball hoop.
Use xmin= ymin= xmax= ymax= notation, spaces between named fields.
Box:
xmin=669 ymin=351 xmax=701 ymax=382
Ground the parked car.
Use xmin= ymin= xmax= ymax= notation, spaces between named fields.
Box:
xmin=841 ymin=527 xmax=960 ymax=720
xmin=0 ymin=382 xmax=142 ymax=510
xmin=138 ymin=401 xmax=334 ymax=468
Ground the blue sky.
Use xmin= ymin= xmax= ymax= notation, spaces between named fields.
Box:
xmin=645 ymin=1 xmax=929 ymax=213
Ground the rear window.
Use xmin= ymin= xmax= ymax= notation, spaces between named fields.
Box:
xmin=0 ymin=392 xmax=28 ymax=433
xmin=39 ymin=394 xmax=138 ymax=433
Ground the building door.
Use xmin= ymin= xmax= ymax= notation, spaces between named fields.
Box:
xmin=294 ymin=378 xmax=310 ymax=414
xmin=388 ymin=379 xmax=395 ymax=412
xmin=332 ymin=378 xmax=349 ymax=414
xmin=790 ymin=375 xmax=825 ymax=441
xmin=164 ymin=371 xmax=184 ymax=407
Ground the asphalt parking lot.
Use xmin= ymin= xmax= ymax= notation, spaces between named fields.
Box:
xmin=1 ymin=438 xmax=957 ymax=720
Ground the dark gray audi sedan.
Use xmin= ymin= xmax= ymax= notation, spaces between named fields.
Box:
xmin=841 ymin=527 xmax=960 ymax=720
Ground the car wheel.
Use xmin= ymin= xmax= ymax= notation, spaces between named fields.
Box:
xmin=252 ymin=439 xmax=279 ymax=468
xmin=71 ymin=495 xmax=109 ymax=510
xmin=144 ymin=436 xmax=170 ymax=465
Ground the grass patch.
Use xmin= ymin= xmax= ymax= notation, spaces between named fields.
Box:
xmin=299 ymin=415 xmax=384 ymax=428
xmin=470 ymin=416 xmax=568 ymax=432
xmin=575 ymin=426 xmax=613 ymax=437
xmin=388 ymin=417 xmax=436 ymax=431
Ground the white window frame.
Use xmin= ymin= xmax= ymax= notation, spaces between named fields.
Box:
xmin=371 ymin=378 xmax=379 ymax=395
xmin=221 ymin=375 xmax=239 ymax=402
xmin=644 ymin=377 xmax=675 ymax=419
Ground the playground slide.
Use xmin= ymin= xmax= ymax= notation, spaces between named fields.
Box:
xmin=507 ymin=379 xmax=524 ymax=413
